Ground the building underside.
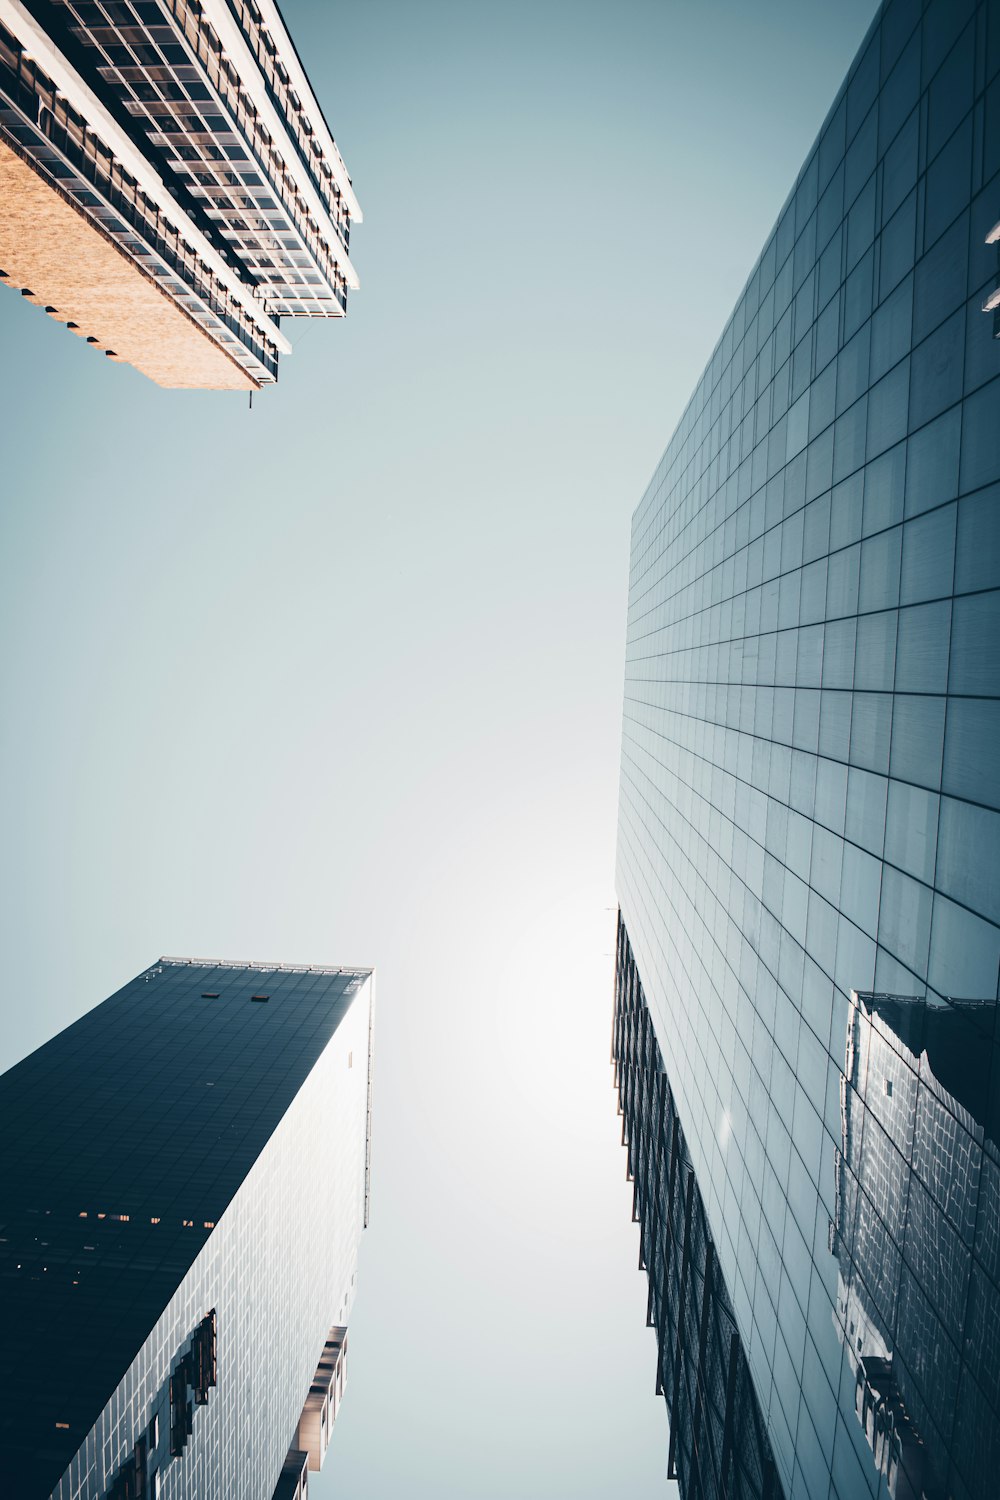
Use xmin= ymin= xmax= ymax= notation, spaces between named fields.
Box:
xmin=0 ymin=0 xmax=361 ymax=389
xmin=0 ymin=135 xmax=256 ymax=389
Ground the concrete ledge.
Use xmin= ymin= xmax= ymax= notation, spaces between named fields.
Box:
xmin=0 ymin=136 xmax=258 ymax=390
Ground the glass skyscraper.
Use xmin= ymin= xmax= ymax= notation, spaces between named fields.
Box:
xmin=0 ymin=957 xmax=374 ymax=1500
xmin=613 ymin=1 xmax=1000 ymax=1497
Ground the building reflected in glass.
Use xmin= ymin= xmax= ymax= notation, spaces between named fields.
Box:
xmin=612 ymin=0 xmax=1000 ymax=1496
xmin=831 ymin=991 xmax=999 ymax=1500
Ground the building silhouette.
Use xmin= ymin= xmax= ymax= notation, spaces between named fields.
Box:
xmin=0 ymin=957 xmax=374 ymax=1499
xmin=0 ymin=0 xmax=361 ymax=389
xmin=612 ymin=0 xmax=1000 ymax=1496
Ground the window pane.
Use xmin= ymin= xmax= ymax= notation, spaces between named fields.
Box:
xmin=900 ymin=503 xmax=957 ymax=604
xmin=909 ymin=310 xmax=965 ymax=430
xmin=905 ymin=406 xmax=961 ymax=517
xmin=959 ymin=378 xmax=1000 ymax=494
xmin=895 ymin=600 xmax=952 ymax=692
xmin=942 ymin=698 xmax=1000 ymax=808
xmin=885 ymin=780 xmax=939 ymax=884
xmin=950 ymin=591 xmax=1000 ymax=695
xmin=889 ymin=695 xmax=946 ymax=788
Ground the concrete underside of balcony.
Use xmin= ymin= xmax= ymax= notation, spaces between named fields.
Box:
xmin=0 ymin=136 xmax=258 ymax=391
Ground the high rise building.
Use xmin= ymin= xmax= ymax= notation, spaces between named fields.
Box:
xmin=612 ymin=2 xmax=1000 ymax=1497
xmin=0 ymin=957 xmax=375 ymax=1500
xmin=830 ymin=991 xmax=999 ymax=1500
xmin=0 ymin=0 xmax=361 ymax=390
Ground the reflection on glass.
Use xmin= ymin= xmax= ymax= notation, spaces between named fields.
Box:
xmin=830 ymin=991 xmax=1000 ymax=1500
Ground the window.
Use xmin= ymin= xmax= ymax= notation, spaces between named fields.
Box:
xmin=193 ymin=1310 xmax=218 ymax=1403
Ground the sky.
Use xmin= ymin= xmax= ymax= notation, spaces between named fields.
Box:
xmin=0 ymin=1 xmax=877 ymax=1494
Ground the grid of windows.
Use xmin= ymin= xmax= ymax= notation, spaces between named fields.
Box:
xmin=615 ymin=2 xmax=1000 ymax=1497
xmin=0 ymin=960 xmax=373 ymax=1500
xmin=613 ymin=922 xmax=783 ymax=1500
xmin=0 ymin=20 xmax=282 ymax=383
xmin=223 ymin=0 xmax=355 ymax=226
xmin=47 ymin=0 xmax=352 ymax=315
xmin=0 ymin=0 xmax=360 ymax=382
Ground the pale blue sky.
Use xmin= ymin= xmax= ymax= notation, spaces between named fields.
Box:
xmin=0 ymin=2 xmax=876 ymax=1494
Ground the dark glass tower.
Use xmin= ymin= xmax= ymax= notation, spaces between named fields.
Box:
xmin=613 ymin=2 xmax=1000 ymax=1497
xmin=0 ymin=957 xmax=374 ymax=1500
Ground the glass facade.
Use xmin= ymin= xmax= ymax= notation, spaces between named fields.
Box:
xmin=613 ymin=922 xmax=782 ymax=1500
xmin=0 ymin=958 xmax=374 ymax=1500
xmin=614 ymin=2 xmax=1000 ymax=1497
